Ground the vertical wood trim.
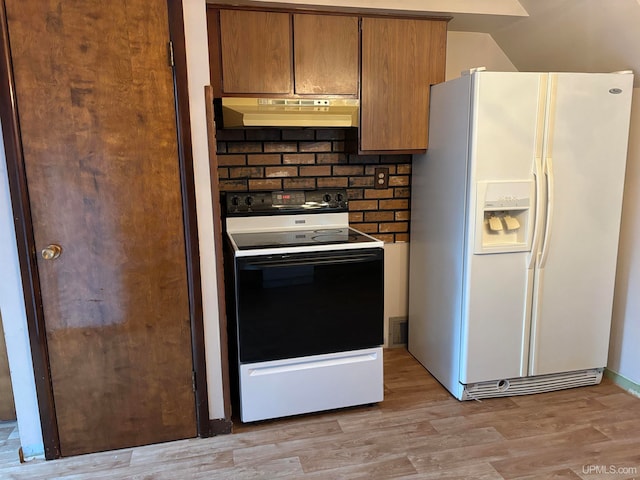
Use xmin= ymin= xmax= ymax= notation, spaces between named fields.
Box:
xmin=0 ymin=0 xmax=61 ymax=460
xmin=166 ymin=0 xmax=211 ymax=438
xmin=205 ymin=85 xmax=232 ymax=420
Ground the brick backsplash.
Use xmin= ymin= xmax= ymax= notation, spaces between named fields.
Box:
xmin=216 ymin=128 xmax=412 ymax=243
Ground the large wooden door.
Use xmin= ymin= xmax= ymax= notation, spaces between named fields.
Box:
xmin=4 ymin=0 xmax=197 ymax=456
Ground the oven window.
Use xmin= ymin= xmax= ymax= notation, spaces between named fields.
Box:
xmin=234 ymin=248 xmax=384 ymax=363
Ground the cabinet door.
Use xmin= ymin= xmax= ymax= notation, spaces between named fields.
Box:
xmin=360 ymin=18 xmax=447 ymax=152
xmin=220 ymin=10 xmax=292 ymax=94
xmin=293 ymin=14 xmax=358 ymax=95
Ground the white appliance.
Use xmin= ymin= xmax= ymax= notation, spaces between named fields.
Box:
xmin=408 ymin=69 xmax=634 ymax=400
xmin=224 ymin=189 xmax=384 ymax=421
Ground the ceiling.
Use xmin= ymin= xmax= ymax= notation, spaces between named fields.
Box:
xmin=231 ymin=0 xmax=640 ymax=87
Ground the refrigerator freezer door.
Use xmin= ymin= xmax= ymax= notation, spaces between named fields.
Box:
xmin=461 ymin=72 xmax=544 ymax=384
xmin=529 ymin=72 xmax=634 ymax=375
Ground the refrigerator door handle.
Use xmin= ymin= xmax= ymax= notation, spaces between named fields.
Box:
xmin=527 ymin=73 xmax=550 ymax=270
xmin=539 ymin=157 xmax=555 ymax=268
xmin=527 ymin=156 xmax=544 ymax=269
xmin=538 ymin=74 xmax=557 ymax=270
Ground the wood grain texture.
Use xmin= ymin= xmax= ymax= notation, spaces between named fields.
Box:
xmin=360 ymin=17 xmax=447 ymax=152
xmin=219 ymin=9 xmax=292 ymax=94
xmin=293 ymin=14 xmax=358 ymax=95
xmin=4 ymin=0 xmax=196 ymax=456
xmin=2 ymin=349 xmax=639 ymax=478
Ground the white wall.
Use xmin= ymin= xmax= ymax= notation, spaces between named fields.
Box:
xmin=445 ymin=31 xmax=517 ymax=80
xmin=609 ymin=89 xmax=640 ymax=385
xmin=0 ymin=121 xmax=44 ymax=458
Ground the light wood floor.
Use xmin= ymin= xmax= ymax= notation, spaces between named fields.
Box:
xmin=1 ymin=348 xmax=639 ymax=479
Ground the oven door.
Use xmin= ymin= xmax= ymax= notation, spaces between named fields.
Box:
xmin=234 ymin=248 xmax=383 ymax=364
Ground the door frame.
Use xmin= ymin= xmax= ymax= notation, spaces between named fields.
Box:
xmin=0 ymin=0 xmax=210 ymax=459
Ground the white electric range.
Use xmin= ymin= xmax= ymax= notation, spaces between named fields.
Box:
xmin=224 ymin=189 xmax=384 ymax=422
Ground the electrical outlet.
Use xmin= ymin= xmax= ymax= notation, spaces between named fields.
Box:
xmin=374 ymin=167 xmax=389 ymax=189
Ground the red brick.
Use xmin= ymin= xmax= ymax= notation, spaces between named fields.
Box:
xmin=332 ymin=141 xmax=345 ymax=152
xmin=299 ymin=141 xmax=331 ymax=152
xmin=351 ymin=223 xmax=378 ymax=233
xmin=217 ymin=154 xmax=246 ymax=166
xmin=216 ymin=129 xmax=245 ymax=141
xmin=283 ymin=153 xmax=315 ymax=165
xmin=246 ymin=130 xmax=281 ymax=141
xmin=395 ymin=233 xmax=409 ymax=242
xmin=219 ymin=179 xmax=247 ymax=191
xmin=349 ymin=177 xmax=374 ymax=187
xmin=265 ymin=166 xmax=298 ymax=177
xmin=264 ymin=142 xmax=298 ymax=152
xmin=333 ymin=165 xmax=363 ymax=176
xmin=397 ymin=164 xmax=412 ymax=175
xmin=364 ymin=211 xmax=394 ymax=222
xmin=395 ymin=210 xmax=410 ymax=221
xmin=389 ymin=175 xmax=410 ymax=186
xmin=317 ymin=177 xmax=348 ymax=188
xmin=380 ymin=199 xmax=409 ymax=210
xmin=379 ymin=222 xmax=409 ymax=233
xmin=247 ymin=154 xmax=281 ymax=165
xmin=317 ymin=153 xmax=346 ymax=164
xmin=347 ymin=188 xmax=364 ymax=200
xmin=364 ymin=188 xmax=394 ymax=199
xmin=282 ymin=129 xmax=315 ymax=141
xmin=218 ymin=168 xmax=229 ymax=179
xmin=349 ymin=212 xmax=364 ymax=223
xmin=216 ymin=141 xmax=227 ymax=154
xmin=300 ymin=165 xmax=331 ymax=176
xmin=394 ymin=187 xmax=410 ymax=198
xmin=229 ymin=167 xmax=264 ymax=178
xmin=349 ymin=200 xmax=378 ymax=210
xmin=248 ymin=179 xmax=282 ymax=190
xmin=228 ymin=142 xmax=262 ymax=153
xmin=284 ymin=178 xmax=316 ymax=189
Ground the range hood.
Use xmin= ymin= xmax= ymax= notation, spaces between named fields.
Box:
xmin=220 ymin=98 xmax=359 ymax=128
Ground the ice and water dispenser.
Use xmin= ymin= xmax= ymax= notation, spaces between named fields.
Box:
xmin=474 ymin=181 xmax=534 ymax=254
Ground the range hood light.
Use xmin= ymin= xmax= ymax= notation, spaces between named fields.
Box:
xmin=221 ymin=97 xmax=359 ymax=128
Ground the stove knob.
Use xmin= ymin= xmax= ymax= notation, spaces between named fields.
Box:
xmin=335 ymin=193 xmax=344 ymax=202
xmin=323 ymin=193 xmax=332 ymax=203
xmin=231 ymin=196 xmax=240 ymax=207
xmin=245 ymin=196 xmax=253 ymax=206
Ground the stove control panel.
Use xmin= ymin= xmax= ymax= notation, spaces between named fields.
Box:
xmin=225 ymin=189 xmax=348 ymax=216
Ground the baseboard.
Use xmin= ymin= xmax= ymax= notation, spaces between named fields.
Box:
xmin=209 ymin=418 xmax=233 ymax=435
xmin=604 ymin=368 xmax=640 ymax=398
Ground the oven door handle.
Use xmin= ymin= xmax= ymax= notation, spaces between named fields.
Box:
xmin=240 ymin=251 xmax=382 ymax=268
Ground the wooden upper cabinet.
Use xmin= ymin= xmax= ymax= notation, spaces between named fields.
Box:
xmin=360 ymin=17 xmax=447 ymax=152
xmin=293 ymin=14 xmax=359 ymax=95
xmin=219 ymin=10 xmax=292 ymax=94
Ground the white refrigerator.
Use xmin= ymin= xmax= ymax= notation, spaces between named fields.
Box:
xmin=408 ymin=69 xmax=634 ymax=400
